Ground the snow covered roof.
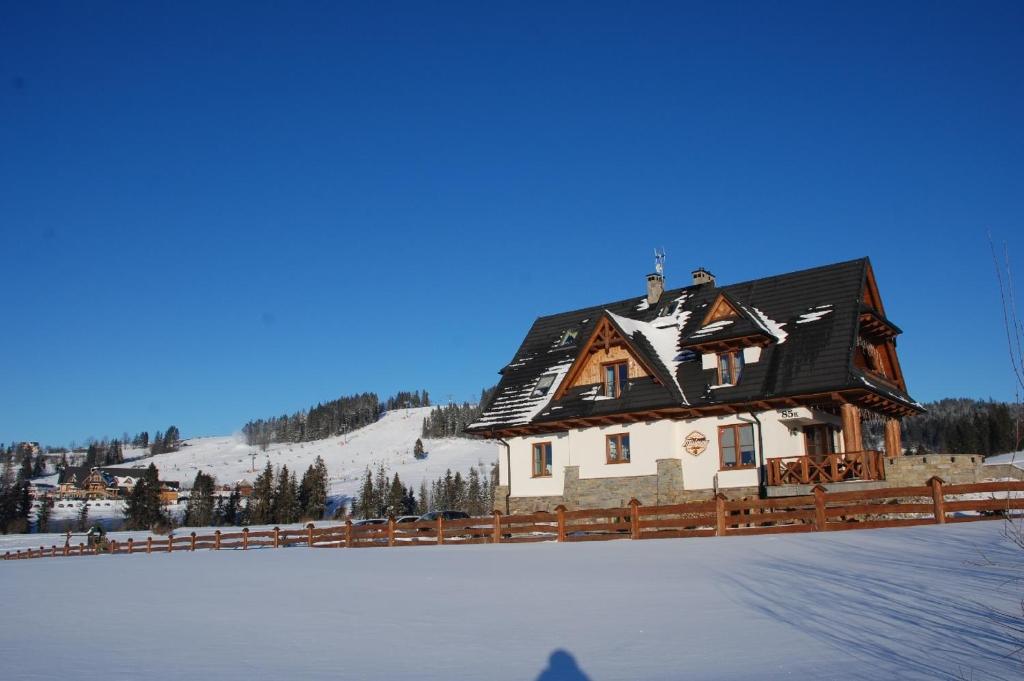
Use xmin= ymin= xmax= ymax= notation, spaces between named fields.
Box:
xmin=468 ymin=257 xmax=920 ymax=434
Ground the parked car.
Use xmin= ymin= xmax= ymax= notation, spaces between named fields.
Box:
xmin=352 ymin=518 xmax=387 ymax=526
xmin=416 ymin=510 xmax=470 ymax=522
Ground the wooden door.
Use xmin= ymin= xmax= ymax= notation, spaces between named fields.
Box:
xmin=803 ymin=424 xmax=835 ymax=462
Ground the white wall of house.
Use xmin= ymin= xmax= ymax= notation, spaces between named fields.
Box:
xmin=503 ymin=406 xmax=844 ymax=499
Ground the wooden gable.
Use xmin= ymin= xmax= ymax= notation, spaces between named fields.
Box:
xmin=554 ymin=316 xmax=661 ymax=399
xmin=701 ymin=294 xmax=740 ymax=326
xmin=856 ymin=262 xmax=907 ymax=392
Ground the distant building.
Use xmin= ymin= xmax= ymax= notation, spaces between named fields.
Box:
xmin=57 ymin=466 xmax=178 ymax=503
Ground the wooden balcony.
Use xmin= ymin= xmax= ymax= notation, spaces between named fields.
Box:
xmin=765 ymin=451 xmax=885 ymax=486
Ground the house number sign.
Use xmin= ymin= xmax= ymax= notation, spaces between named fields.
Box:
xmin=683 ymin=431 xmax=708 ymax=456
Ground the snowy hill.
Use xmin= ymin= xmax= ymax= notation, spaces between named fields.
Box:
xmin=36 ymin=408 xmax=498 ymax=524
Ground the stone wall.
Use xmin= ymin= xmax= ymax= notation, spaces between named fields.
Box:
xmin=884 ymin=454 xmax=987 ymax=486
xmin=501 ymin=459 xmax=758 ymax=514
xmin=496 ymin=453 xmax=1017 ymax=514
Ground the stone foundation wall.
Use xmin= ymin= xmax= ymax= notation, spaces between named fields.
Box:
xmin=500 ymin=459 xmax=758 ymax=514
xmin=496 ymin=453 xmax=1014 ymax=514
xmin=884 ymin=454 xmax=987 ymax=486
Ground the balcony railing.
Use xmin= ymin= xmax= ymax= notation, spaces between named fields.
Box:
xmin=765 ymin=451 xmax=885 ymax=486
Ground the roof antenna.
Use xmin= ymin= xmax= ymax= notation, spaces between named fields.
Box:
xmin=654 ymin=248 xmax=666 ymax=277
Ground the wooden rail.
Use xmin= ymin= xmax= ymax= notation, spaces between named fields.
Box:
xmin=5 ymin=478 xmax=1024 ymax=562
xmin=766 ymin=450 xmax=886 ymax=486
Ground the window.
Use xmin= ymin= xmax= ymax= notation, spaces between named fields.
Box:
xmin=716 ymin=350 xmax=744 ymax=385
xmin=719 ymin=424 xmax=756 ymax=470
xmin=557 ymin=328 xmax=579 ymax=347
xmin=603 ymin=361 xmax=629 ymax=397
xmin=532 ymin=442 xmax=553 ymax=477
xmin=531 ymin=374 xmax=556 ymax=398
xmin=606 ymin=433 xmax=631 ymax=464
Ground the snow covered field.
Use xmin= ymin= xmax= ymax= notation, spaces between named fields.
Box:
xmin=986 ymin=450 xmax=1024 ymax=470
xmin=2 ymin=521 xmax=1022 ymax=680
xmin=31 ymin=407 xmax=498 ymax=530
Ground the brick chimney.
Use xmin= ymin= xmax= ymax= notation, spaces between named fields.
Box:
xmin=692 ymin=267 xmax=715 ymax=286
xmin=646 ymin=272 xmax=664 ymax=305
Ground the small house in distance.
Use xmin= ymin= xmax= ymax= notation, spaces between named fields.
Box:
xmin=467 ymin=257 xmax=927 ymax=513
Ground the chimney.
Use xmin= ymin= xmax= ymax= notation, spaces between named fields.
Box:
xmin=646 ymin=272 xmax=664 ymax=305
xmin=692 ymin=267 xmax=715 ymax=286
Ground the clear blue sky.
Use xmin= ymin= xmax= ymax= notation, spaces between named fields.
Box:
xmin=2 ymin=2 xmax=1022 ymax=445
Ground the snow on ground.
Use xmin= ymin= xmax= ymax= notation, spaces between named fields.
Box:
xmin=34 ymin=408 xmax=498 ymax=520
xmin=2 ymin=521 xmax=1022 ymax=680
xmin=985 ymin=450 xmax=1024 ymax=470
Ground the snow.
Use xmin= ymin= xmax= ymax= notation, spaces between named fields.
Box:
xmin=635 ymin=297 xmax=650 ymax=311
xmin=1 ymin=521 xmax=1020 ymax=680
xmin=33 ymin=408 xmax=498 ymax=524
xmin=472 ymin=359 xmax=574 ymax=427
xmin=748 ymin=306 xmax=789 ymax=344
xmin=690 ymin=318 xmax=734 ymax=338
xmin=984 ymin=451 xmax=1024 ymax=470
xmin=795 ymin=304 xmax=834 ymax=324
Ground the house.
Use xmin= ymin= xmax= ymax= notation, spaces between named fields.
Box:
xmin=159 ymin=481 xmax=180 ymax=505
xmin=57 ymin=466 xmax=174 ymax=502
xmin=466 ymin=257 xmax=925 ymax=513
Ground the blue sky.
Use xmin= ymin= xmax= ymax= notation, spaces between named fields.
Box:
xmin=2 ymin=2 xmax=1022 ymax=445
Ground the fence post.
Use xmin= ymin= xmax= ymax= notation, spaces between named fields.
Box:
xmin=127 ymin=538 xmax=134 ymax=555
xmin=437 ymin=515 xmax=445 ymax=545
xmin=51 ymin=545 xmax=58 ymax=558
xmin=628 ymin=498 xmax=642 ymax=540
xmin=307 ymin=523 xmax=315 ymax=548
xmin=79 ymin=543 xmax=85 ymax=556
xmin=715 ymin=493 xmax=727 ymax=536
xmin=387 ymin=517 xmax=396 ymax=547
xmin=554 ymin=505 xmax=567 ymax=542
xmin=63 ymin=544 xmax=69 ymax=557
xmin=928 ymin=476 xmax=946 ymax=524
xmin=492 ymin=510 xmax=502 ymax=544
xmin=168 ymin=534 xmax=173 ymax=553
xmin=188 ymin=532 xmax=195 ymax=551
xmin=242 ymin=527 xmax=249 ymax=550
xmin=344 ymin=520 xmax=352 ymax=548
xmin=146 ymin=537 xmax=153 ymax=554
xmin=273 ymin=527 xmax=280 ymax=549
xmin=813 ymin=485 xmax=827 ymax=531
xmin=109 ymin=540 xmax=117 ymax=555
xmin=214 ymin=530 xmax=221 ymax=550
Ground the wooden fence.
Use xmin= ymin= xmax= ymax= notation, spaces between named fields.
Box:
xmin=5 ymin=478 xmax=1024 ymax=561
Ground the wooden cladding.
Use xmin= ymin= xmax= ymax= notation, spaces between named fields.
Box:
xmin=568 ymin=345 xmax=649 ymax=391
xmin=9 ymin=479 xmax=1024 ymax=562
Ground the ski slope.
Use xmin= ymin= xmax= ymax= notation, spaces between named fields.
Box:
xmin=1 ymin=521 xmax=1020 ymax=680
xmin=37 ymin=408 xmax=499 ymax=516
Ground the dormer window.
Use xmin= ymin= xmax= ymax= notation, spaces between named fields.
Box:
xmin=603 ymin=361 xmax=629 ymax=397
xmin=717 ymin=350 xmax=744 ymax=385
xmin=557 ymin=328 xmax=579 ymax=347
xmin=531 ymin=374 xmax=556 ymax=398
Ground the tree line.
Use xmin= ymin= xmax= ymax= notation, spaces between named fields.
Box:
xmin=420 ymin=386 xmax=497 ymax=438
xmin=863 ymin=398 xmax=1021 ymax=455
xmin=348 ymin=462 xmax=497 ymax=520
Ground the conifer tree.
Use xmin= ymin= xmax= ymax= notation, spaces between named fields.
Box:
xmin=77 ymin=501 xmax=90 ymax=532
xmin=357 ymin=467 xmax=374 ymax=519
xmin=36 ymin=497 xmax=50 ymax=533
xmin=249 ymin=462 xmax=275 ymax=524
xmin=298 ymin=456 xmax=329 ymax=520
xmin=387 ymin=473 xmax=405 ymax=517
xmin=413 ymin=438 xmax=425 ymax=459
xmin=417 ymin=480 xmax=430 ymax=515
xmin=274 ymin=466 xmax=298 ymax=524
xmin=124 ymin=463 xmax=164 ymax=531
